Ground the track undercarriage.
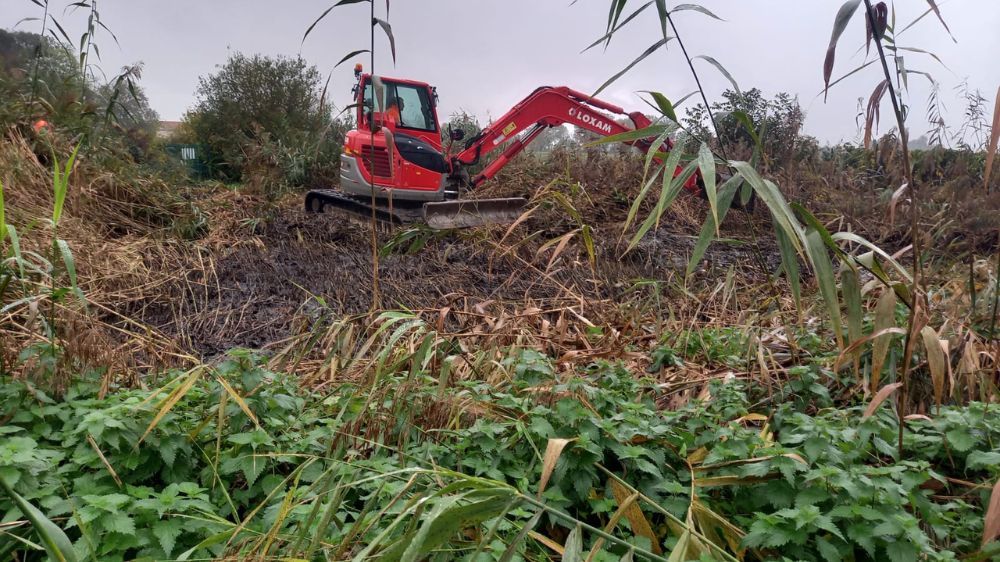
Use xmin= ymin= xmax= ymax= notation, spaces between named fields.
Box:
xmin=304 ymin=189 xmax=527 ymax=230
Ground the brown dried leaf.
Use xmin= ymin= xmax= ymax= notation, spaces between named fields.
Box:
xmin=888 ymin=183 xmax=909 ymax=227
xmin=87 ymin=435 xmax=122 ymax=488
xmin=865 ymin=80 xmax=889 ymax=149
xmin=834 ymin=327 xmax=907 ymax=372
xmin=687 ymin=447 xmax=709 ymax=465
xmin=872 ymin=289 xmax=898 ymax=392
xmin=694 ymin=475 xmax=777 ymax=487
xmin=984 ymin=479 xmax=1000 ymax=547
xmin=382 ymin=128 xmax=395 ymax=177
xmin=863 ymin=382 xmax=902 ymax=418
xmin=920 ymin=326 xmax=947 ymax=409
xmin=216 ymin=375 xmax=260 ymax=428
xmin=985 ymin=85 xmax=1000 ymax=192
xmin=543 ymin=230 xmax=579 ymax=272
xmin=528 ymin=531 xmax=565 ymax=555
xmin=436 ymin=307 xmax=450 ymax=332
xmin=587 ymin=490 xmax=639 ymax=561
xmin=139 ymin=368 xmax=203 ymax=445
xmin=609 ymin=480 xmax=662 ymax=554
xmin=499 ymin=204 xmax=538 ymax=246
xmin=865 ymin=2 xmax=888 ymax=54
xmin=538 ymin=438 xmax=573 ymax=498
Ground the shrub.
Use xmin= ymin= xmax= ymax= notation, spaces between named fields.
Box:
xmin=683 ymin=88 xmax=806 ymax=169
xmin=184 ymin=52 xmax=348 ymax=192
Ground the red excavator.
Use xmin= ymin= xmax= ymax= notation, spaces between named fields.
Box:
xmin=305 ymin=64 xmax=701 ymax=229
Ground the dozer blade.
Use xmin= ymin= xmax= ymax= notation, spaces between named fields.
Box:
xmin=422 ymin=197 xmax=528 ymax=230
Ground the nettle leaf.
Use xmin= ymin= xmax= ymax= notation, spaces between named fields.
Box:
xmin=104 ymin=512 xmax=136 ymax=536
xmin=240 ymin=455 xmax=267 ymax=487
xmin=795 ymin=486 xmax=830 ymax=507
xmin=745 ymin=519 xmax=799 ymax=548
xmin=84 ymin=493 xmax=131 ymax=512
xmin=966 ymin=450 xmax=1000 ymax=471
xmin=817 ymin=537 xmax=843 ymax=562
xmin=0 ymin=467 xmax=20 ymax=487
xmin=740 ymin=460 xmax=772 ymax=478
xmin=528 ymin=417 xmax=555 ymax=438
xmin=847 ymin=523 xmax=877 ymax=556
xmin=571 ymin=472 xmax=594 ymax=500
xmin=803 ymin=437 xmax=827 ymax=460
xmin=229 ymin=429 xmax=272 ymax=447
xmin=872 ymin=517 xmax=904 ymax=538
xmin=884 ymin=540 xmax=918 ymax=562
xmin=153 ymin=519 xmax=183 ymax=558
xmin=814 ymin=515 xmax=845 ymax=541
xmin=945 ymin=428 xmax=976 ymax=452
xmin=159 ymin=437 xmax=181 ymax=467
xmin=633 ymin=458 xmax=662 ymax=477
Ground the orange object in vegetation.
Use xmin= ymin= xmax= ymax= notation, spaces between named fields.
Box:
xmin=32 ymin=120 xmax=52 ymax=134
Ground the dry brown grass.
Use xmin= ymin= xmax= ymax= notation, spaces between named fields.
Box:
xmin=0 ymin=128 xmax=199 ymax=387
xmin=1 ymin=124 xmax=994 ymax=409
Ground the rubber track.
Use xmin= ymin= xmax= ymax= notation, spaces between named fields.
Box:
xmin=304 ymin=189 xmax=416 ymax=225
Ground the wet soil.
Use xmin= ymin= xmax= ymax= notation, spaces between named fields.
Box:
xmin=142 ymin=202 xmax=783 ymax=355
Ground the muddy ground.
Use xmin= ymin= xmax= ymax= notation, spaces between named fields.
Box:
xmin=136 ymin=200 xmax=782 ymax=355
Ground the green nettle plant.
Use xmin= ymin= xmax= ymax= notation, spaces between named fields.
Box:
xmin=1 ymin=334 xmax=999 ymax=561
xmin=1 ymin=147 xmax=87 ymax=562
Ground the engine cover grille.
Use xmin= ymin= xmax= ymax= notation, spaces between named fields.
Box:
xmin=360 ymin=146 xmax=392 ymax=178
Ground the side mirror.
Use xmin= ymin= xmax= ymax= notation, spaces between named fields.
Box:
xmin=449 ymin=127 xmax=465 ymax=141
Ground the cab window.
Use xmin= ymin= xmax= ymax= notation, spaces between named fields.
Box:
xmin=362 ymin=80 xmax=437 ymax=132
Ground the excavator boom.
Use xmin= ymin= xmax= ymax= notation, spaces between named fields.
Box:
xmin=454 ymin=86 xmax=671 ymax=187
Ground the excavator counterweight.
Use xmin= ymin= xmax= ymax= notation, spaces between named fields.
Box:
xmin=305 ymin=67 xmax=702 ymax=230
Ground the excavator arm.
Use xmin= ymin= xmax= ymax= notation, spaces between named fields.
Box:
xmin=452 ymin=86 xmax=696 ymax=193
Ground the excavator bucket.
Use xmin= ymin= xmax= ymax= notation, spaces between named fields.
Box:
xmin=422 ymin=197 xmax=528 ymax=230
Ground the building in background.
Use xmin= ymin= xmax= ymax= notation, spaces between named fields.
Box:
xmin=157 ymin=120 xmax=181 ymax=139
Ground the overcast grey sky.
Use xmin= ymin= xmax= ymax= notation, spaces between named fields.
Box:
xmin=3 ymin=1 xmax=998 ymax=144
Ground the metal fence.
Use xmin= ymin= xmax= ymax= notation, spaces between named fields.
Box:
xmin=164 ymin=144 xmax=209 ymax=178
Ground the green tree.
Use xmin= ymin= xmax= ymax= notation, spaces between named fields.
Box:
xmin=185 ymin=52 xmax=342 ymax=188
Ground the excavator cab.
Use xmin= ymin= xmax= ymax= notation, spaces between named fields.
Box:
xmin=306 ymin=68 xmax=527 ymax=229
xmin=345 ymin=74 xmax=448 ymax=197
